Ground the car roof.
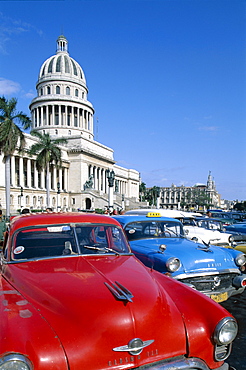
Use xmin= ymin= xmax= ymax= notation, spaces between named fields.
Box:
xmin=113 ymin=214 xmax=181 ymax=224
xmin=125 ymin=208 xmax=202 ymax=218
xmin=9 ymin=212 xmax=120 ymax=233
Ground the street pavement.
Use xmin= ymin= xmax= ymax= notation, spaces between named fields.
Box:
xmin=221 ymin=290 xmax=246 ymax=369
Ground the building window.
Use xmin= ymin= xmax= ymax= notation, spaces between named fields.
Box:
xmin=75 ymin=89 xmax=78 ymax=97
xmin=66 ymin=86 xmax=70 ymax=95
xmin=26 ymin=196 xmax=30 ymax=206
xmin=47 ymin=86 xmax=51 ymax=94
xmin=67 ymin=106 xmax=71 ymax=126
xmin=56 ymin=86 xmax=60 ymax=94
xmin=55 ymin=105 xmax=59 ymax=125
xmin=74 ymin=107 xmax=78 ymax=127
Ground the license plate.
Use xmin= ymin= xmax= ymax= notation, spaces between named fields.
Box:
xmin=210 ymin=292 xmax=228 ymax=303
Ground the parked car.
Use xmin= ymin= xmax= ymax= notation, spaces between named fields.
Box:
xmin=0 ymin=212 xmax=240 ymax=370
xmin=207 ymin=211 xmax=236 ymax=226
xmin=194 ymin=217 xmax=246 ymax=253
xmin=113 ymin=213 xmax=246 ymax=303
xmin=125 ymin=208 xmax=234 ymax=247
xmin=225 ymin=223 xmax=246 ymax=235
xmin=223 ymin=223 xmax=246 ymax=254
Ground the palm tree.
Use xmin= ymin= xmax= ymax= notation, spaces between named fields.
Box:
xmin=0 ymin=97 xmax=32 ymax=219
xmin=29 ymin=131 xmax=67 ymax=208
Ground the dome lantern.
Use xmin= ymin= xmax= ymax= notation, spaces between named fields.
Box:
xmin=57 ymin=35 xmax=68 ymax=54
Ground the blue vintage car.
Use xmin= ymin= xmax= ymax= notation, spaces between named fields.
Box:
xmin=225 ymin=223 xmax=246 ymax=235
xmin=113 ymin=213 xmax=246 ymax=303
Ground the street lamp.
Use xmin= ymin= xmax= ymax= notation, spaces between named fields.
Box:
xmin=106 ymin=169 xmax=115 ymax=209
xmin=57 ymin=182 xmax=61 ymax=211
xmin=121 ymin=194 xmax=125 ymax=210
xmin=20 ymin=186 xmax=23 ymax=211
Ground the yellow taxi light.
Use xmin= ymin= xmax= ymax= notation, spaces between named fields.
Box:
xmin=146 ymin=212 xmax=162 ymax=217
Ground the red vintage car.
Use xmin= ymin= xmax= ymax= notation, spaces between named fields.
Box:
xmin=0 ymin=212 xmax=238 ymax=370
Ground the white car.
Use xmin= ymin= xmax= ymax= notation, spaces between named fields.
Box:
xmin=125 ymin=209 xmax=233 ymax=246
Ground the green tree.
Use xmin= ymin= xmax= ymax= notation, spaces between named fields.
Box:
xmin=0 ymin=97 xmax=31 ymax=219
xmin=29 ymin=131 xmax=67 ymax=208
xmin=139 ymin=182 xmax=146 ymax=201
xmin=145 ymin=186 xmax=160 ymax=207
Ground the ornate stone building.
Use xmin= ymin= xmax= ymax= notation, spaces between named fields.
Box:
xmin=0 ymin=36 xmax=140 ymax=214
xmin=159 ymin=172 xmax=220 ymax=210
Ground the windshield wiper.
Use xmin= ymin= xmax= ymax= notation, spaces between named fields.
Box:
xmin=165 ymin=227 xmax=184 ymax=238
xmin=83 ymin=245 xmax=120 ymax=255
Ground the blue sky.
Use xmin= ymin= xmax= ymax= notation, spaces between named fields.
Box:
xmin=0 ymin=0 xmax=245 ymax=201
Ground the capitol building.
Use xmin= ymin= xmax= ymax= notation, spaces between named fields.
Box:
xmin=0 ymin=35 xmax=140 ymax=214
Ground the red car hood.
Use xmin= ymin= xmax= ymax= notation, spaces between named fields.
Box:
xmin=6 ymin=255 xmax=187 ymax=370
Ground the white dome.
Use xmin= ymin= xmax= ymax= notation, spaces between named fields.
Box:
xmin=38 ymin=35 xmax=86 ymax=85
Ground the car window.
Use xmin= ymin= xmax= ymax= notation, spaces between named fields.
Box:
xmin=12 ymin=225 xmax=78 ymax=260
xmin=75 ymin=225 xmax=129 ymax=254
xmin=11 ymin=224 xmax=130 ymax=260
xmin=124 ymin=221 xmax=184 ymax=241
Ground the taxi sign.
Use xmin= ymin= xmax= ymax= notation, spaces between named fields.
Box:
xmin=146 ymin=212 xmax=162 ymax=217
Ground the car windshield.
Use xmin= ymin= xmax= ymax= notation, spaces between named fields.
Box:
xmin=124 ymin=220 xmax=184 ymax=241
xmin=11 ymin=223 xmax=130 ymax=260
xmin=196 ymin=219 xmax=222 ymax=231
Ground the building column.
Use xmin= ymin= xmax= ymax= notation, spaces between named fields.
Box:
xmin=11 ymin=155 xmax=15 ymax=187
xmin=41 ymin=169 xmax=45 ymax=189
xmin=52 ymin=165 xmax=56 ymax=189
xmin=52 ymin=105 xmax=55 ymax=126
xmin=19 ymin=157 xmax=24 ymax=187
xmin=34 ymin=163 xmax=39 ymax=188
xmin=65 ymin=105 xmax=68 ymax=126
xmin=64 ymin=168 xmax=68 ymax=191
xmin=40 ymin=106 xmax=43 ymax=126
xmin=27 ymin=159 xmax=31 ymax=188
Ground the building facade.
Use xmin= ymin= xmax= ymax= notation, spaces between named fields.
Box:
xmin=0 ymin=36 xmax=140 ymax=214
xmin=159 ymin=172 xmax=220 ymax=211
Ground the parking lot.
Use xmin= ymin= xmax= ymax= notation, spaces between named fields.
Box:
xmin=221 ymin=290 xmax=246 ymax=369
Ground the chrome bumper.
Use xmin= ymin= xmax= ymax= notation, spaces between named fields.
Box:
xmin=136 ymin=357 xmax=230 ymax=370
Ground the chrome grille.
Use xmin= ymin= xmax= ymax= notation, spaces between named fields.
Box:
xmin=215 ymin=343 xmax=232 ymax=361
xmin=181 ymin=273 xmax=238 ymax=292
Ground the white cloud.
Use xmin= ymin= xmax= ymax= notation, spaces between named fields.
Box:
xmin=0 ymin=12 xmax=43 ymax=54
xmin=198 ymin=125 xmax=218 ymax=132
xmin=24 ymin=91 xmax=35 ymax=99
xmin=0 ymin=77 xmax=21 ymax=95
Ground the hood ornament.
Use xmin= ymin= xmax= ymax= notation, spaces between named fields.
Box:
xmin=105 ymin=281 xmax=134 ymax=303
xmin=196 ymin=240 xmax=212 ymax=252
xmin=113 ymin=338 xmax=154 ymax=355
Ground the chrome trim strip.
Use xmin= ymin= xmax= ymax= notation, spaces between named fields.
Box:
xmin=133 ymin=357 xmax=229 ymax=370
xmin=173 ymin=269 xmax=240 ymax=280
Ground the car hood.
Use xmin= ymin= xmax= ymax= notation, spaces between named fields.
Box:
xmin=129 ymin=237 xmax=239 ymax=276
xmin=5 ymin=255 xmax=188 ymax=370
xmin=183 ymin=225 xmax=230 ymax=244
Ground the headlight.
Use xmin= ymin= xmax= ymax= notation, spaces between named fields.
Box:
xmin=0 ymin=354 xmax=32 ymax=370
xmin=166 ymin=257 xmax=181 ymax=272
xmin=229 ymin=235 xmax=234 ymax=243
xmin=235 ymin=253 xmax=246 ymax=266
xmin=214 ymin=317 xmax=238 ymax=345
